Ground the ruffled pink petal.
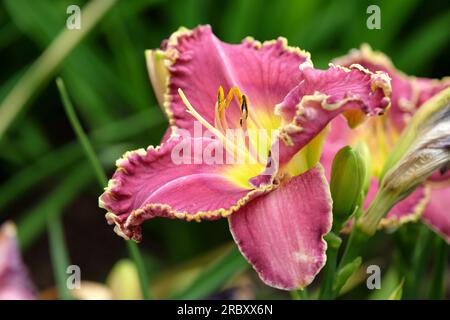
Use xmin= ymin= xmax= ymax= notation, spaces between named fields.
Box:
xmin=364 ymin=179 xmax=429 ymax=229
xmin=334 ymin=44 xmax=450 ymax=131
xmin=254 ymin=64 xmax=390 ymax=181
xmin=154 ymin=25 xmax=310 ymax=132
xmin=0 ymin=222 xmax=35 ymax=300
xmin=99 ymin=134 xmax=274 ymax=241
xmin=229 ymin=165 xmax=332 ymax=290
xmin=423 ymin=184 xmax=450 ymax=243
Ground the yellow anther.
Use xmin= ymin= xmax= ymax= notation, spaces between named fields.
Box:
xmin=234 ymin=86 xmax=243 ymax=106
xmin=224 ymin=87 xmax=235 ymax=110
xmin=178 ymin=88 xmax=256 ymax=164
xmin=217 ymin=86 xmax=224 ymax=106
xmin=215 ymin=86 xmax=225 ymax=132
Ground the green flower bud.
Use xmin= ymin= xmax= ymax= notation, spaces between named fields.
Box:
xmin=330 ymin=145 xmax=367 ymax=231
xmin=354 ymin=141 xmax=372 ymax=195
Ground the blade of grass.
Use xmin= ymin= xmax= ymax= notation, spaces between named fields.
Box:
xmin=403 ymin=225 xmax=434 ymax=299
xmin=47 ymin=214 xmax=73 ymax=300
xmin=0 ymin=0 xmax=118 ymax=140
xmin=57 ymin=77 xmax=107 ymax=185
xmin=0 ymin=23 xmax=20 ymax=49
xmin=56 ymin=77 xmax=151 ymax=300
xmin=0 ymin=142 xmax=80 ymax=211
xmin=0 ymin=108 xmax=164 ymax=213
xmin=17 ymin=164 xmax=93 ymax=249
xmin=173 ymin=246 xmax=248 ymax=299
xmin=395 ymin=10 xmax=450 ymax=74
xmin=429 ymin=237 xmax=449 ymax=299
xmin=15 ymin=144 xmax=136 ymax=250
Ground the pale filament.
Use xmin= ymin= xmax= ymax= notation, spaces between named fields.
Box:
xmin=178 ymin=88 xmax=260 ymax=164
xmin=178 ymin=88 xmax=255 ymax=165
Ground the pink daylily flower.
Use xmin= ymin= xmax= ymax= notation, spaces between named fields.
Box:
xmin=323 ymin=44 xmax=450 ymax=240
xmin=99 ymin=26 xmax=391 ymax=290
xmin=0 ymin=222 xmax=35 ymax=300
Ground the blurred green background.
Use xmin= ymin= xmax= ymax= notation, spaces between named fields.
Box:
xmin=0 ymin=0 xmax=449 ymax=299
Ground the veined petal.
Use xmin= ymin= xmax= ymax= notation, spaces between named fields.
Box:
xmin=99 ymin=133 xmax=275 ymax=242
xmin=229 ymin=165 xmax=332 ymax=290
xmin=254 ymin=64 xmax=391 ymax=183
xmin=334 ymin=44 xmax=450 ymax=130
xmin=423 ymin=183 xmax=450 ymax=243
xmin=151 ymin=25 xmax=311 ymax=132
xmin=0 ymin=222 xmax=35 ymax=300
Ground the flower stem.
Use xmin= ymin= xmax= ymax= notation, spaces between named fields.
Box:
xmin=338 ymin=225 xmax=369 ymax=270
xmin=290 ymin=289 xmax=308 ymax=300
xmin=126 ymin=241 xmax=151 ymax=300
xmin=357 ymin=189 xmax=397 ymax=236
xmin=319 ymin=232 xmax=342 ymax=299
xmin=47 ymin=215 xmax=73 ymax=300
xmin=57 ymin=77 xmax=151 ymax=300
xmin=327 ymin=224 xmax=369 ymax=299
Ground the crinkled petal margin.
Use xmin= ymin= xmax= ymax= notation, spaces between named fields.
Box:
xmin=147 ymin=24 xmax=312 ymax=132
xmin=251 ymin=63 xmax=391 ymax=185
xmin=333 ymin=44 xmax=450 ymax=130
xmin=99 ymin=134 xmax=278 ymax=242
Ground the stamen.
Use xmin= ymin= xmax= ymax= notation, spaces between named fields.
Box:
xmin=179 ymin=88 xmax=221 ymax=137
xmin=240 ymin=95 xmax=249 ymax=129
xmin=234 ymin=86 xmax=243 ymax=106
xmin=224 ymin=87 xmax=235 ymax=109
xmin=178 ymin=88 xmax=254 ymax=163
xmin=218 ymin=87 xmax=235 ymax=132
xmin=217 ymin=86 xmax=225 ymax=104
xmin=215 ymin=86 xmax=225 ymax=132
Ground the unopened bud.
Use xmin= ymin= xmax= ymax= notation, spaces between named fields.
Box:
xmin=330 ymin=146 xmax=367 ymax=231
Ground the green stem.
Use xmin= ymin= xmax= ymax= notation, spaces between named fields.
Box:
xmin=290 ymin=289 xmax=308 ymax=300
xmin=319 ymin=232 xmax=342 ymax=300
xmin=357 ymin=190 xmax=397 ymax=236
xmin=338 ymin=226 xmax=369 ymax=270
xmin=327 ymin=225 xmax=368 ymax=299
xmin=429 ymin=237 xmax=449 ymax=300
xmin=56 ymin=77 xmax=150 ymax=300
xmin=127 ymin=241 xmax=151 ymax=300
xmin=47 ymin=215 xmax=72 ymax=300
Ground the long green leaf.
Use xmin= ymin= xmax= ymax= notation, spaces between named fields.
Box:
xmin=0 ymin=0 xmax=118 ymax=139
xmin=47 ymin=215 xmax=73 ymax=300
xmin=174 ymin=247 xmax=248 ymax=299
xmin=56 ymin=77 xmax=151 ymax=300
